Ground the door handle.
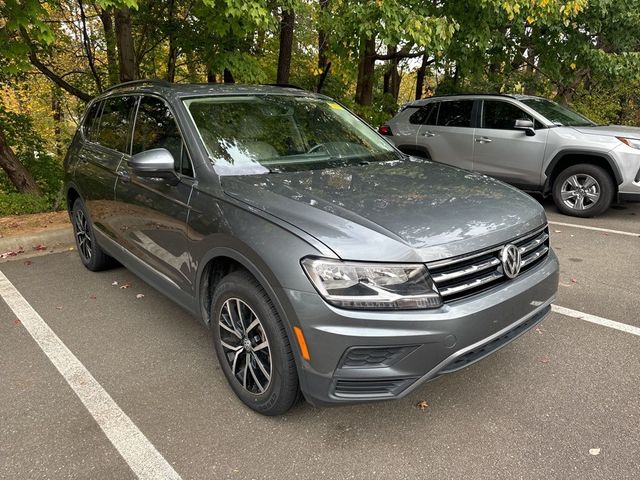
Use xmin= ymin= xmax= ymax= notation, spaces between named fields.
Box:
xmin=116 ymin=170 xmax=130 ymax=183
xmin=421 ymin=130 xmax=435 ymax=137
xmin=475 ymin=136 xmax=492 ymax=144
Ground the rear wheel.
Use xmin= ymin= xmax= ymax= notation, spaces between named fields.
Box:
xmin=552 ymin=164 xmax=614 ymax=217
xmin=71 ymin=198 xmax=115 ymax=271
xmin=210 ymin=270 xmax=300 ymax=415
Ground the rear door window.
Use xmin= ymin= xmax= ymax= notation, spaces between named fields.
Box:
xmin=409 ymin=103 xmax=438 ymax=125
xmin=436 ymin=100 xmax=473 ymax=127
xmin=83 ymin=101 xmax=102 ymax=142
xmin=95 ymin=95 xmax=137 ymax=153
xmin=482 ymin=100 xmax=535 ymax=130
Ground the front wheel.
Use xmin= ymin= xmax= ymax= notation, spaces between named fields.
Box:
xmin=551 ymin=164 xmax=614 ymax=217
xmin=210 ymin=271 xmax=300 ymax=415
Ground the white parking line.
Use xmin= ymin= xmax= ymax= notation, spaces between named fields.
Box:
xmin=0 ymin=271 xmax=182 ymax=480
xmin=548 ymin=221 xmax=640 ymax=237
xmin=552 ymin=304 xmax=640 ymax=337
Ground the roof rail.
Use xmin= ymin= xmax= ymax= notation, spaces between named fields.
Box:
xmin=263 ymin=83 xmax=306 ymax=91
xmin=421 ymin=92 xmax=516 ymax=100
xmin=103 ymin=79 xmax=171 ymax=93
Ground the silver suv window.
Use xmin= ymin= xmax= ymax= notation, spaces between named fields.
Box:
xmin=482 ymin=100 xmax=535 ymax=130
xmin=409 ymin=103 xmax=438 ymax=125
xmin=436 ymin=100 xmax=473 ymax=127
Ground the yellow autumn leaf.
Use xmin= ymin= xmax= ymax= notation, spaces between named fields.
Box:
xmin=570 ymin=63 xmax=576 ymax=70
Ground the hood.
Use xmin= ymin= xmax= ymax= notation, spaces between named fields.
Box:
xmin=222 ymin=158 xmax=546 ymax=263
xmin=572 ymin=125 xmax=640 ymax=138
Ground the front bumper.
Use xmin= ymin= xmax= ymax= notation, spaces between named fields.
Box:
xmin=284 ymin=250 xmax=559 ymax=406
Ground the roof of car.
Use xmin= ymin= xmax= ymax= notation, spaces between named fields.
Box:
xmin=100 ymin=80 xmax=329 ymax=100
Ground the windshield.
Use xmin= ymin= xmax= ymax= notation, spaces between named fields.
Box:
xmin=520 ymin=98 xmax=596 ymax=127
xmin=184 ymin=95 xmax=399 ymax=175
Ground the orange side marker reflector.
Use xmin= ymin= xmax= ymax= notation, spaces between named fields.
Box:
xmin=293 ymin=326 xmax=310 ymax=361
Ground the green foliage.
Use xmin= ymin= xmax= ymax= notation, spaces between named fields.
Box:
xmin=0 ymin=104 xmax=63 ymax=210
xmin=0 ymin=192 xmax=53 ymax=215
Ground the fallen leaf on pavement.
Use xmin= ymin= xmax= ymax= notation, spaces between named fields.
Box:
xmin=56 ymin=306 xmax=63 ymax=310
xmin=0 ymin=247 xmax=25 ymax=259
xmin=136 ymin=293 xmax=145 ymax=299
xmin=416 ymin=400 xmax=429 ymax=410
xmin=535 ymin=327 xmax=544 ymax=335
xmin=89 ymin=294 xmax=96 ymax=300
xmin=540 ymin=357 xmax=550 ymax=364
xmin=554 ymin=230 xmax=562 ymax=233
xmin=120 ymin=283 xmax=131 ymax=289
xmin=14 ymin=319 xmax=21 ymax=325
xmin=24 ymin=260 xmax=32 ymax=266
xmin=589 ymin=448 xmax=601 ymax=456
xmin=571 ymin=277 xmax=577 ymax=283
xmin=112 ymin=281 xmax=119 ymax=286
xmin=33 ymin=244 xmax=47 ymax=251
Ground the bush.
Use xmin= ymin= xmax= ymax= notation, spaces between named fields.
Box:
xmin=0 ymin=192 xmax=54 ymax=216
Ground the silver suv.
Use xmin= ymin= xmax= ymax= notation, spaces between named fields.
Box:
xmin=382 ymin=94 xmax=640 ymax=217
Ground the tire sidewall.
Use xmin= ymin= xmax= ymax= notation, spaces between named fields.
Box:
xmin=210 ymin=273 xmax=296 ymax=415
xmin=71 ymin=198 xmax=99 ymax=270
xmin=552 ymin=164 xmax=614 ymax=217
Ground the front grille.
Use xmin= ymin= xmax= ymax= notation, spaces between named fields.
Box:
xmin=428 ymin=225 xmax=549 ymax=302
xmin=334 ymin=377 xmax=418 ymax=397
xmin=339 ymin=346 xmax=418 ymax=368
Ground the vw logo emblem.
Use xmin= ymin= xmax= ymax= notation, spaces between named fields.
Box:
xmin=500 ymin=244 xmax=522 ymax=279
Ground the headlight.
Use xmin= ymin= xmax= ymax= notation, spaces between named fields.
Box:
xmin=301 ymin=257 xmax=442 ymax=310
xmin=617 ymin=137 xmax=640 ymax=149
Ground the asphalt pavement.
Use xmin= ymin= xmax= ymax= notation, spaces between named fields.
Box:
xmin=1 ymin=199 xmax=639 ymax=480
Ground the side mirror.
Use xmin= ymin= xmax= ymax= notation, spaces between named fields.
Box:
xmin=130 ymin=148 xmax=178 ymax=183
xmin=514 ymin=119 xmax=536 ymax=136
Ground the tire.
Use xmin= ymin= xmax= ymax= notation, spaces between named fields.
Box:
xmin=70 ymin=198 xmax=115 ymax=271
xmin=210 ymin=270 xmax=300 ymax=415
xmin=552 ymin=163 xmax=615 ymax=217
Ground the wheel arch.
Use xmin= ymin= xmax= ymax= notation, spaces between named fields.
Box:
xmin=196 ymin=245 xmax=309 ymax=387
xmin=544 ymin=150 xmax=622 ymax=194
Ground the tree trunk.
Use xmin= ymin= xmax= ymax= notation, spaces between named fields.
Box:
xmin=167 ymin=41 xmax=178 ymax=82
xmin=223 ymin=68 xmax=235 ymax=83
xmin=415 ymin=53 xmax=428 ymax=100
xmin=276 ymin=9 xmax=295 ymax=84
xmin=207 ymin=70 xmax=217 ymax=83
xmin=317 ymin=0 xmax=329 ymax=70
xmin=185 ymin=51 xmax=199 ymax=82
xmin=114 ymin=7 xmax=137 ymax=82
xmin=51 ymin=86 xmax=63 ymax=159
xmin=98 ymin=8 xmax=119 ymax=86
xmin=0 ymin=128 xmax=41 ymax=195
xmin=383 ymin=44 xmax=400 ymax=101
xmin=355 ymin=37 xmax=375 ymax=106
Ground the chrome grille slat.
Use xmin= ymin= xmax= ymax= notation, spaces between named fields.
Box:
xmin=438 ymin=271 xmax=504 ymax=297
xmin=429 ymin=225 xmax=550 ymax=302
xmin=521 ymin=245 xmax=549 ymax=267
xmin=519 ymin=232 xmax=549 ymax=255
xmin=431 ymin=257 xmax=500 ymax=283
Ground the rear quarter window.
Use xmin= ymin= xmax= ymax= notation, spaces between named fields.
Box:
xmin=83 ymin=101 xmax=102 ymax=142
xmin=409 ymin=103 xmax=438 ymax=125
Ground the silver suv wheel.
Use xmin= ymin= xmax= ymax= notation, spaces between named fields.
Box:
xmin=560 ymin=174 xmax=601 ymax=211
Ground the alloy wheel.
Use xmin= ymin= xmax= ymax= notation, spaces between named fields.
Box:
xmin=74 ymin=209 xmax=93 ymax=262
xmin=218 ymin=298 xmax=272 ymax=395
xmin=560 ymin=174 xmax=601 ymax=211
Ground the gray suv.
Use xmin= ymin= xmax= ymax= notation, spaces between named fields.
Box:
xmin=64 ymin=81 xmax=559 ymax=415
xmin=382 ymin=94 xmax=640 ymax=217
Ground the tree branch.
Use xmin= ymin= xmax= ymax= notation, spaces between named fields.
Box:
xmin=20 ymin=27 xmax=93 ymax=102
